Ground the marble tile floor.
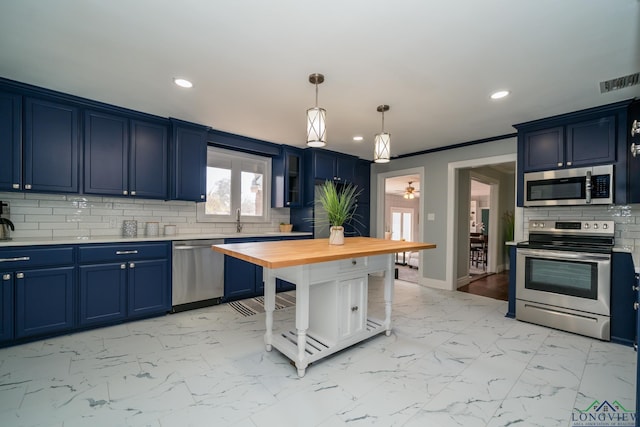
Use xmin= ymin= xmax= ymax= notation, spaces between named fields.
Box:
xmin=0 ymin=277 xmax=636 ymax=427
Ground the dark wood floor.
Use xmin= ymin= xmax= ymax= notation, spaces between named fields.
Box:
xmin=458 ymin=271 xmax=509 ymax=301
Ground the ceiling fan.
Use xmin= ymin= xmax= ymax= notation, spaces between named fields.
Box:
xmin=404 ymin=181 xmax=417 ymax=199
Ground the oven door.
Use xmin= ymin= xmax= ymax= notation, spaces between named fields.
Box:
xmin=516 ymin=248 xmax=611 ymax=316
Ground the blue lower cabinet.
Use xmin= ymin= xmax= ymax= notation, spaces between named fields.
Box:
xmin=276 ymin=278 xmax=296 ymax=292
xmin=611 ymin=252 xmax=636 ymax=346
xmin=15 ymin=266 xmax=75 ymax=339
xmin=78 ymin=243 xmax=171 ymax=326
xmin=506 ymin=246 xmax=516 ymax=318
xmin=0 ymin=272 xmax=14 ymax=342
xmin=79 ymin=263 xmax=127 ymax=326
xmin=128 ymin=259 xmax=169 ymax=318
xmin=224 ymin=256 xmax=258 ymax=301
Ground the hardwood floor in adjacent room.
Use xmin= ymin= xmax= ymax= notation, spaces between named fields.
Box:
xmin=458 ymin=270 xmax=509 ymax=301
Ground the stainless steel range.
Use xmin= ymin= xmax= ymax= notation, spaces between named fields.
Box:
xmin=516 ymin=219 xmax=614 ymax=340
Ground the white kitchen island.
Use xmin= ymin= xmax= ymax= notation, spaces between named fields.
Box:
xmin=213 ymin=237 xmax=436 ymax=377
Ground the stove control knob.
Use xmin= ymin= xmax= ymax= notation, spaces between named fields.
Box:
xmin=603 ymin=223 xmax=608 ymax=229
xmin=531 ymin=223 xmax=537 ymax=228
xmin=584 ymin=223 xmax=590 ymax=229
xmin=593 ymin=223 xmax=599 ymax=229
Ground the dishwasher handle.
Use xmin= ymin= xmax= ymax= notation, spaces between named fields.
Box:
xmin=174 ymin=245 xmax=216 ymax=250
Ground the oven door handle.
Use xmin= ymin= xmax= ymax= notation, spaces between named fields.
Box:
xmin=517 ymin=248 xmax=610 ymax=262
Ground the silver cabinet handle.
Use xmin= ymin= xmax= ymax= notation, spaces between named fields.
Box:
xmin=0 ymin=256 xmax=30 ymax=263
xmin=200 ymin=195 xmax=205 ymax=200
xmin=123 ymin=190 xmax=128 ymax=195
xmin=634 ymin=302 xmax=639 ymax=311
xmin=129 ymin=262 xmax=135 ymax=269
xmin=12 ymin=184 xmax=20 ymax=189
xmin=24 ymin=184 xmax=32 ymax=190
xmin=557 ymin=163 xmax=563 ymax=167
xmin=121 ymin=264 xmax=126 ymax=269
xmin=131 ymin=191 xmax=136 ymax=196
xmin=2 ymin=274 xmax=10 ymax=281
xmin=566 ymin=161 xmax=572 ymax=166
xmin=16 ymin=272 xmax=24 ymax=279
xmin=174 ymin=245 xmax=214 ymax=250
xmin=116 ymin=250 xmax=138 ymax=255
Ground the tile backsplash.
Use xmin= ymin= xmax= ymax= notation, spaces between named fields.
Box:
xmin=524 ymin=204 xmax=640 ymax=265
xmin=0 ymin=192 xmax=291 ymax=239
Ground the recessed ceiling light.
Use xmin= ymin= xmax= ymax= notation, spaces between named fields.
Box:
xmin=353 ymin=136 xmax=364 ymax=142
xmin=490 ymin=90 xmax=510 ymax=99
xmin=173 ymin=78 xmax=193 ymax=88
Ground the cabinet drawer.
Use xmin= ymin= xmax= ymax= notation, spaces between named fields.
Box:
xmin=0 ymin=246 xmax=74 ymax=269
xmin=78 ymin=243 xmax=169 ymax=263
xmin=338 ymin=257 xmax=368 ymax=271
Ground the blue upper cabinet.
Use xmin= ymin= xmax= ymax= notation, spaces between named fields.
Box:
xmin=0 ymin=92 xmax=21 ymax=192
xmin=272 ymin=146 xmax=304 ymax=208
xmin=129 ymin=120 xmax=168 ymax=199
xmin=515 ymin=100 xmax=631 ymax=205
xmin=522 ymin=127 xmax=564 ymax=172
xmin=24 ymin=98 xmax=80 ymax=193
xmin=2 ymin=97 xmax=80 ymax=194
xmin=306 ymin=148 xmax=358 ymax=183
xmin=84 ymin=110 xmax=168 ymax=199
xmin=170 ymin=120 xmax=207 ymax=202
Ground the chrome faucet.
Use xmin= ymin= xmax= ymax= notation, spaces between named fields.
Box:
xmin=236 ymin=208 xmax=243 ymax=233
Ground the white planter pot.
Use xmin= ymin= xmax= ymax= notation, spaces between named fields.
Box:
xmin=329 ymin=226 xmax=345 ymax=245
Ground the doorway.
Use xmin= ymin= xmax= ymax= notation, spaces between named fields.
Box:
xmin=445 ymin=154 xmax=518 ymax=295
xmin=380 ymin=170 xmax=424 ymax=284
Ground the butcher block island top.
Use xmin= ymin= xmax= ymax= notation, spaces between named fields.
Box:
xmin=212 ymin=236 xmax=436 ymax=269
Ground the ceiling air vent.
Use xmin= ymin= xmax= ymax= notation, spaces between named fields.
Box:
xmin=599 ymin=72 xmax=640 ymax=93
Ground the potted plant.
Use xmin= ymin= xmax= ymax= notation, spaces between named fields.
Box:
xmin=279 ymin=222 xmax=293 ymax=232
xmin=315 ymin=180 xmax=361 ymax=245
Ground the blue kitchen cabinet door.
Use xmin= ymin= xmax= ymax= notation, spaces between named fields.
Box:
xmin=24 ymin=98 xmax=80 ymax=193
xmin=312 ymin=150 xmax=336 ymax=181
xmin=129 ymin=120 xmax=169 ymax=199
xmin=128 ymin=258 xmax=169 ymax=318
xmin=224 ymin=256 xmax=257 ymax=301
xmin=170 ymin=123 xmax=207 ymax=202
xmin=354 ymin=159 xmax=371 ymax=204
xmin=15 ymin=266 xmax=75 ymax=339
xmin=565 ymin=116 xmax=616 ymax=168
xmin=522 ymin=126 xmax=564 ymax=172
xmin=336 ymin=155 xmax=356 ymax=183
xmin=0 ymin=92 xmax=21 ymax=192
xmin=84 ymin=110 xmax=129 ymax=196
xmin=0 ymin=272 xmax=14 ymax=342
xmin=78 ymin=263 xmax=127 ymax=326
xmin=272 ymin=147 xmax=304 ymax=208
xmin=610 ymin=252 xmax=636 ymax=346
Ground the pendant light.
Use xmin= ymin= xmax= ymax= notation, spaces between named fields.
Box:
xmin=373 ymin=105 xmax=391 ymax=163
xmin=307 ymin=73 xmax=326 ymax=147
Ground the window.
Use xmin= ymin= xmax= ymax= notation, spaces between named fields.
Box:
xmin=197 ymin=147 xmax=271 ymax=222
xmin=391 ymin=207 xmax=413 ymax=241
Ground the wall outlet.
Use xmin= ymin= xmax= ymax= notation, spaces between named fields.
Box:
xmin=109 ymin=217 xmax=117 ymax=228
xmin=427 ymin=213 xmax=435 ymax=221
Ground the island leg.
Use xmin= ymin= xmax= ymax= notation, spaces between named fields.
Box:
xmin=384 ymin=254 xmax=395 ymax=336
xmin=263 ymin=268 xmax=275 ymax=351
xmin=294 ymin=280 xmax=310 ymax=377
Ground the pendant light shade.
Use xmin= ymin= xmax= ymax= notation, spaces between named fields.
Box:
xmin=307 ymin=73 xmax=326 ymax=147
xmin=373 ymin=105 xmax=391 ymax=163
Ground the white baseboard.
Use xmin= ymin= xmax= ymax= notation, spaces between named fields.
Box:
xmin=418 ymin=276 xmax=451 ymax=290
xmin=456 ymin=276 xmax=470 ymax=289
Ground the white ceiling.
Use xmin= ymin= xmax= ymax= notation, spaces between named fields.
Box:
xmin=1 ymin=1 xmax=638 ymax=161
xmin=385 ymin=175 xmax=420 ymax=196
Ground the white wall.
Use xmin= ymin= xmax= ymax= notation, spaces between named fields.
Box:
xmin=0 ymin=192 xmax=290 ymax=239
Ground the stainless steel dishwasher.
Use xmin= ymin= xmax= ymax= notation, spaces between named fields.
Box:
xmin=172 ymin=239 xmax=224 ymax=312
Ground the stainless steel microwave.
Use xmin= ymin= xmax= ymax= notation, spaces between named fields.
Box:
xmin=523 ymin=164 xmax=613 ymax=207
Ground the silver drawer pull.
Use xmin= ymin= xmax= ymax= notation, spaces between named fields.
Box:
xmin=0 ymin=256 xmax=30 ymax=263
xmin=129 ymin=262 xmax=135 ymax=269
xmin=16 ymin=272 xmax=24 ymax=279
xmin=2 ymin=274 xmax=10 ymax=281
xmin=116 ymin=250 xmax=138 ymax=255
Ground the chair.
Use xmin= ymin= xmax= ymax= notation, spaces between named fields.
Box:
xmin=470 ymin=235 xmax=487 ymax=269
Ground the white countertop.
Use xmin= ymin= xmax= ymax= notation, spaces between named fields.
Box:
xmin=0 ymin=232 xmax=312 ymax=247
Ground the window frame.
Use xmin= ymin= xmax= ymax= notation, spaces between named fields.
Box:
xmin=196 ymin=146 xmax=272 ymax=223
